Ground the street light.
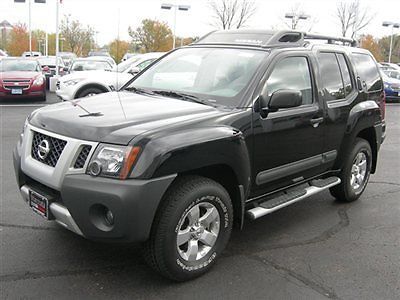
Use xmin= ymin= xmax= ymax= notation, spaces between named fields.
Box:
xmin=14 ymin=0 xmax=46 ymax=55
xmin=382 ymin=21 xmax=400 ymax=63
xmin=285 ymin=13 xmax=309 ymax=30
xmin=161 ymin=3 xmax=190 ymax=49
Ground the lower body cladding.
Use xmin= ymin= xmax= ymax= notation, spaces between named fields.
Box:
xmin=14 ymin=150 xmax=177 ymax=242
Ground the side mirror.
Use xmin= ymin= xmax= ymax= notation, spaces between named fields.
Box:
xmin=129 ymin=66 xmax=140 ymax=75
xmin=269 ymin=90 xmax=303 ymax=110
xmin=63 ymin=67 xmax=69 ymax=72
xmin=258 ymin=89 xmax=302 ymax=117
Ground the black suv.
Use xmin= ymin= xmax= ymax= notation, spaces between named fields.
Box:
xmin=13 ymin=30 xmax=386 ymax=281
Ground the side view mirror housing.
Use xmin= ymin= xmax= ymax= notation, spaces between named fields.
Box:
xmin=129 ymin=66 xmax=140 ymax=75
xmin=259 ymin=89 xmax=302 ymax=117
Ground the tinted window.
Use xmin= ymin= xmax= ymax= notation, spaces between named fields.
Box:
xmin=266 ymin=56 xmax=312 ymax=105
xmin=336 ymin=54 xmax=352 ymax=96
xmin=351 ymin=53 xmax=382 ymax=92
xmin=318 ymin=52 xmax=345 ymax=100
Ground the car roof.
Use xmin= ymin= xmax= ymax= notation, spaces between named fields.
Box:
xmin=193 ymin=29 xmax=357 ymax=50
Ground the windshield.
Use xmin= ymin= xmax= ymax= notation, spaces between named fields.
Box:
xmin=70 ymin=60 xmax=111 ymax=72
xmin=0 ymin=59 xmax=40 ymax=72
xmin=384 ymin=70 xmax=400 ymax=80
xmin=128 ymin=47 xmax=267 ymax=107
xmin=114 ymin=56 xmax=142 ymax=73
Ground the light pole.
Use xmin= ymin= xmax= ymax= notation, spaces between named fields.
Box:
xmin=284 ymin=13 xmax=309 ymax=30
xmin=161 ymin=3 xmax=190 ymax=49
xmin=14 ymin=0 xmax=46 ymax=55
xmin=382 ymin=21 xmax=400 ymax=63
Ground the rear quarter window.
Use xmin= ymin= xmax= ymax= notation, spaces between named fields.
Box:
xmin=351 ymin=53 xmax=382 ymax=92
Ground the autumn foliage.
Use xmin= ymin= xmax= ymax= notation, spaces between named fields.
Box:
xmin=360 ymin=35 xmax=383 ymax=62
xmin=7 ymin=23 xmax=37 ymax=56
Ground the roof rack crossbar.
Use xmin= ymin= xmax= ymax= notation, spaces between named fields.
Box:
xmin=303 ymin=33 xmax=357 ymax=47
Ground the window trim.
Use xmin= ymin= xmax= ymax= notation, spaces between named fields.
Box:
xmin=335 ymin=53 xmax=355 ymax=98
xmin=350 ymin=51 xmax=383 ymax=93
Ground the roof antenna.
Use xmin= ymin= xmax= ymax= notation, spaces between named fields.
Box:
xmin=116 ymin=8 xmax=127 ymax=120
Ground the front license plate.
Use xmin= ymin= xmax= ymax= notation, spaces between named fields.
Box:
xmin=11 ymin=88 xmax=23 ymax=95
xmin=29 ymin=190 xmax=49 ymax=219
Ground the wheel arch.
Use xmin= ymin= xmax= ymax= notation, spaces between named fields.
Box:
xmin=74 ymin=83 xmax=110 ymax=99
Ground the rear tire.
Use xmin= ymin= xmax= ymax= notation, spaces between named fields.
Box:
xmin=330 ymin=138 xmax=372 ymax=202
xmin=77 ymin=87 xmax=104 ymax=98
xmin=144 ymin=176 xmax=233 ymax=281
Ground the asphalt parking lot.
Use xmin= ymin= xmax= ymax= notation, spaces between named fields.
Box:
xmin=0 ymin=95 xmax=399 ymax=300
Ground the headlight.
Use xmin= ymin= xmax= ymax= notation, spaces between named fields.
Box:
xmin=19 ymin=117 xmax=29 ymax=145
xmin=64 ymin=79 xmax=84 ymax=86
xmin=33 ymin=76 xmax=44 ymax=86
xmin=87 ymin=144 xmax=141 ymax=179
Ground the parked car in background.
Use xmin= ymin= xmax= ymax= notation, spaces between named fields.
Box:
xmin=68 ymin=57 xmax=114 ymax=73
xmin=56 ymin=52 xmax=164 ymax=100
xmin=383 ymin=69 xmax=400 ymax=81
xmin=22 ymin=51 xmax=42 ymax=57
xmin=381 ymin=71 xmax=400 ymax=102
xmin=122 ymin=52 xmax=137 ymax=61
xmin=59 ymin=52 xmax=77 ymax=67
xmin=0 ymin=57 xmax=46 ymax=101
xmin=90 ymin=55 xmax=116 ymax=66
xmin=88 ymin=51 xmax=111 ymax=57
xmin=37 ymin=56 xmax=66 ymax=88
xmin=380 ymin=62 xmax=400 ymax=71
xmin=0 ymin=49 xmax=7 ymax=57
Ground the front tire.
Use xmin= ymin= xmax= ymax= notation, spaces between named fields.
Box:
xmin=77 ymin=87 xmax=103 ymax=98
xmin=144 ymin=176 xmax=233 ymax=281
xmin=330 ymin=138 xmax=372 ymax=202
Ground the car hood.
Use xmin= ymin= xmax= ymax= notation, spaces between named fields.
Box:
xmin=29 ymin=91 xmax=226 ymax=144
xmin=0 ymin=71 xmax=40 ymax=80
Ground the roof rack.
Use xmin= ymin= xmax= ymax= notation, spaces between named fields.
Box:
xmin=194 ymin=30 xmax=358 ymax=48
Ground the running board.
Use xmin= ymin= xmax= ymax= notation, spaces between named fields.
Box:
xmin=247 ymin=177 xmax=341 ymax=220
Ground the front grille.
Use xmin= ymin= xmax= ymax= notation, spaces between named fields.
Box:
xmin=31 ymin=131 xmax=67 ymax=167
xmin=4 ymin=85 xmax=30 ymax=90
xmin=3 ymin=79 xmax=30 ymax=83
xmin=73 ymin=145 xmax=92 ymax=169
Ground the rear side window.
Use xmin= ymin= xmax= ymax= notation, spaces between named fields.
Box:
xmin=317 ymin=52 xmax=345 ymax=100
xmin=266 ymin=56 xmax=313 ymax=105
xmin=336 ymin=54 xmax=353 ymax=96
xmin=351 ymin=53 xmax=382 ymax=92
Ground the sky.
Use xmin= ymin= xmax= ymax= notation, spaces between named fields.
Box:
xmin=0 ymin=0 xmax=399 ymax=46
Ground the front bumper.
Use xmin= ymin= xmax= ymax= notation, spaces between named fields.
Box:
xmin=14 ymin=147 xmax=176 ymax=242
xmin=55 ymin=81 xmax=75 ymax=101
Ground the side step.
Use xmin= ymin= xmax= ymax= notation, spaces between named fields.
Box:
xmin=247 ymin=177 xmax=341 ymax=220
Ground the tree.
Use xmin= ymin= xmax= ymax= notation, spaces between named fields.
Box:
xmin=60 ymin=15 xmax=96 ymax=56
xmin=6 ymin=23 xmax=36 ymax=56
xmin=209 ymin=0 xmax=256 ymax=30
xmin=379 ymin=35 xmax=400 ymax=63
xmin=336 ymin=0 xmax=373 ymax=38
xmin=109 ymin=39 xmax=130 ymax=63
xmin=128 ymin=19 xmax=173 ymax=52
xmin=360 ymin=35 xmax=383 ymax=61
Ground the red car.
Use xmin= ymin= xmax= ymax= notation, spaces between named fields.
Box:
xmin=0 ymin=58 xmax=46 ymax=101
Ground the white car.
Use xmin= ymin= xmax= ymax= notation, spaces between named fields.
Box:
xmin=56 ymin=52 xmax=164 ymax=100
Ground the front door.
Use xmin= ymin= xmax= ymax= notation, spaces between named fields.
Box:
xmin=250 ymin=54 xmax=327 ymax=198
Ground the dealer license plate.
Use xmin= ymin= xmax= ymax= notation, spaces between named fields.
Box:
xmin=29 ymin=190 xmax=49 ymax=219
xmin=11 ymin=88 xmax=23 ymax=95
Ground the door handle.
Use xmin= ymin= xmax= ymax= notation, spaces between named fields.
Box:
xmin=310 ymin=117 xmax=324 ymax=127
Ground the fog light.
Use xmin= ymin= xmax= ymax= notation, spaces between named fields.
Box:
xmin=105 ymin=209 xmax=114 ymax=225
xmin=88 ymin=160 xmax=102 ymax=176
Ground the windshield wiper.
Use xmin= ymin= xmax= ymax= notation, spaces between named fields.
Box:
xmin=151 ymin=90 xmax=211 ymax=106
xmin=124 ymin=86 xmax=156 ymax=96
